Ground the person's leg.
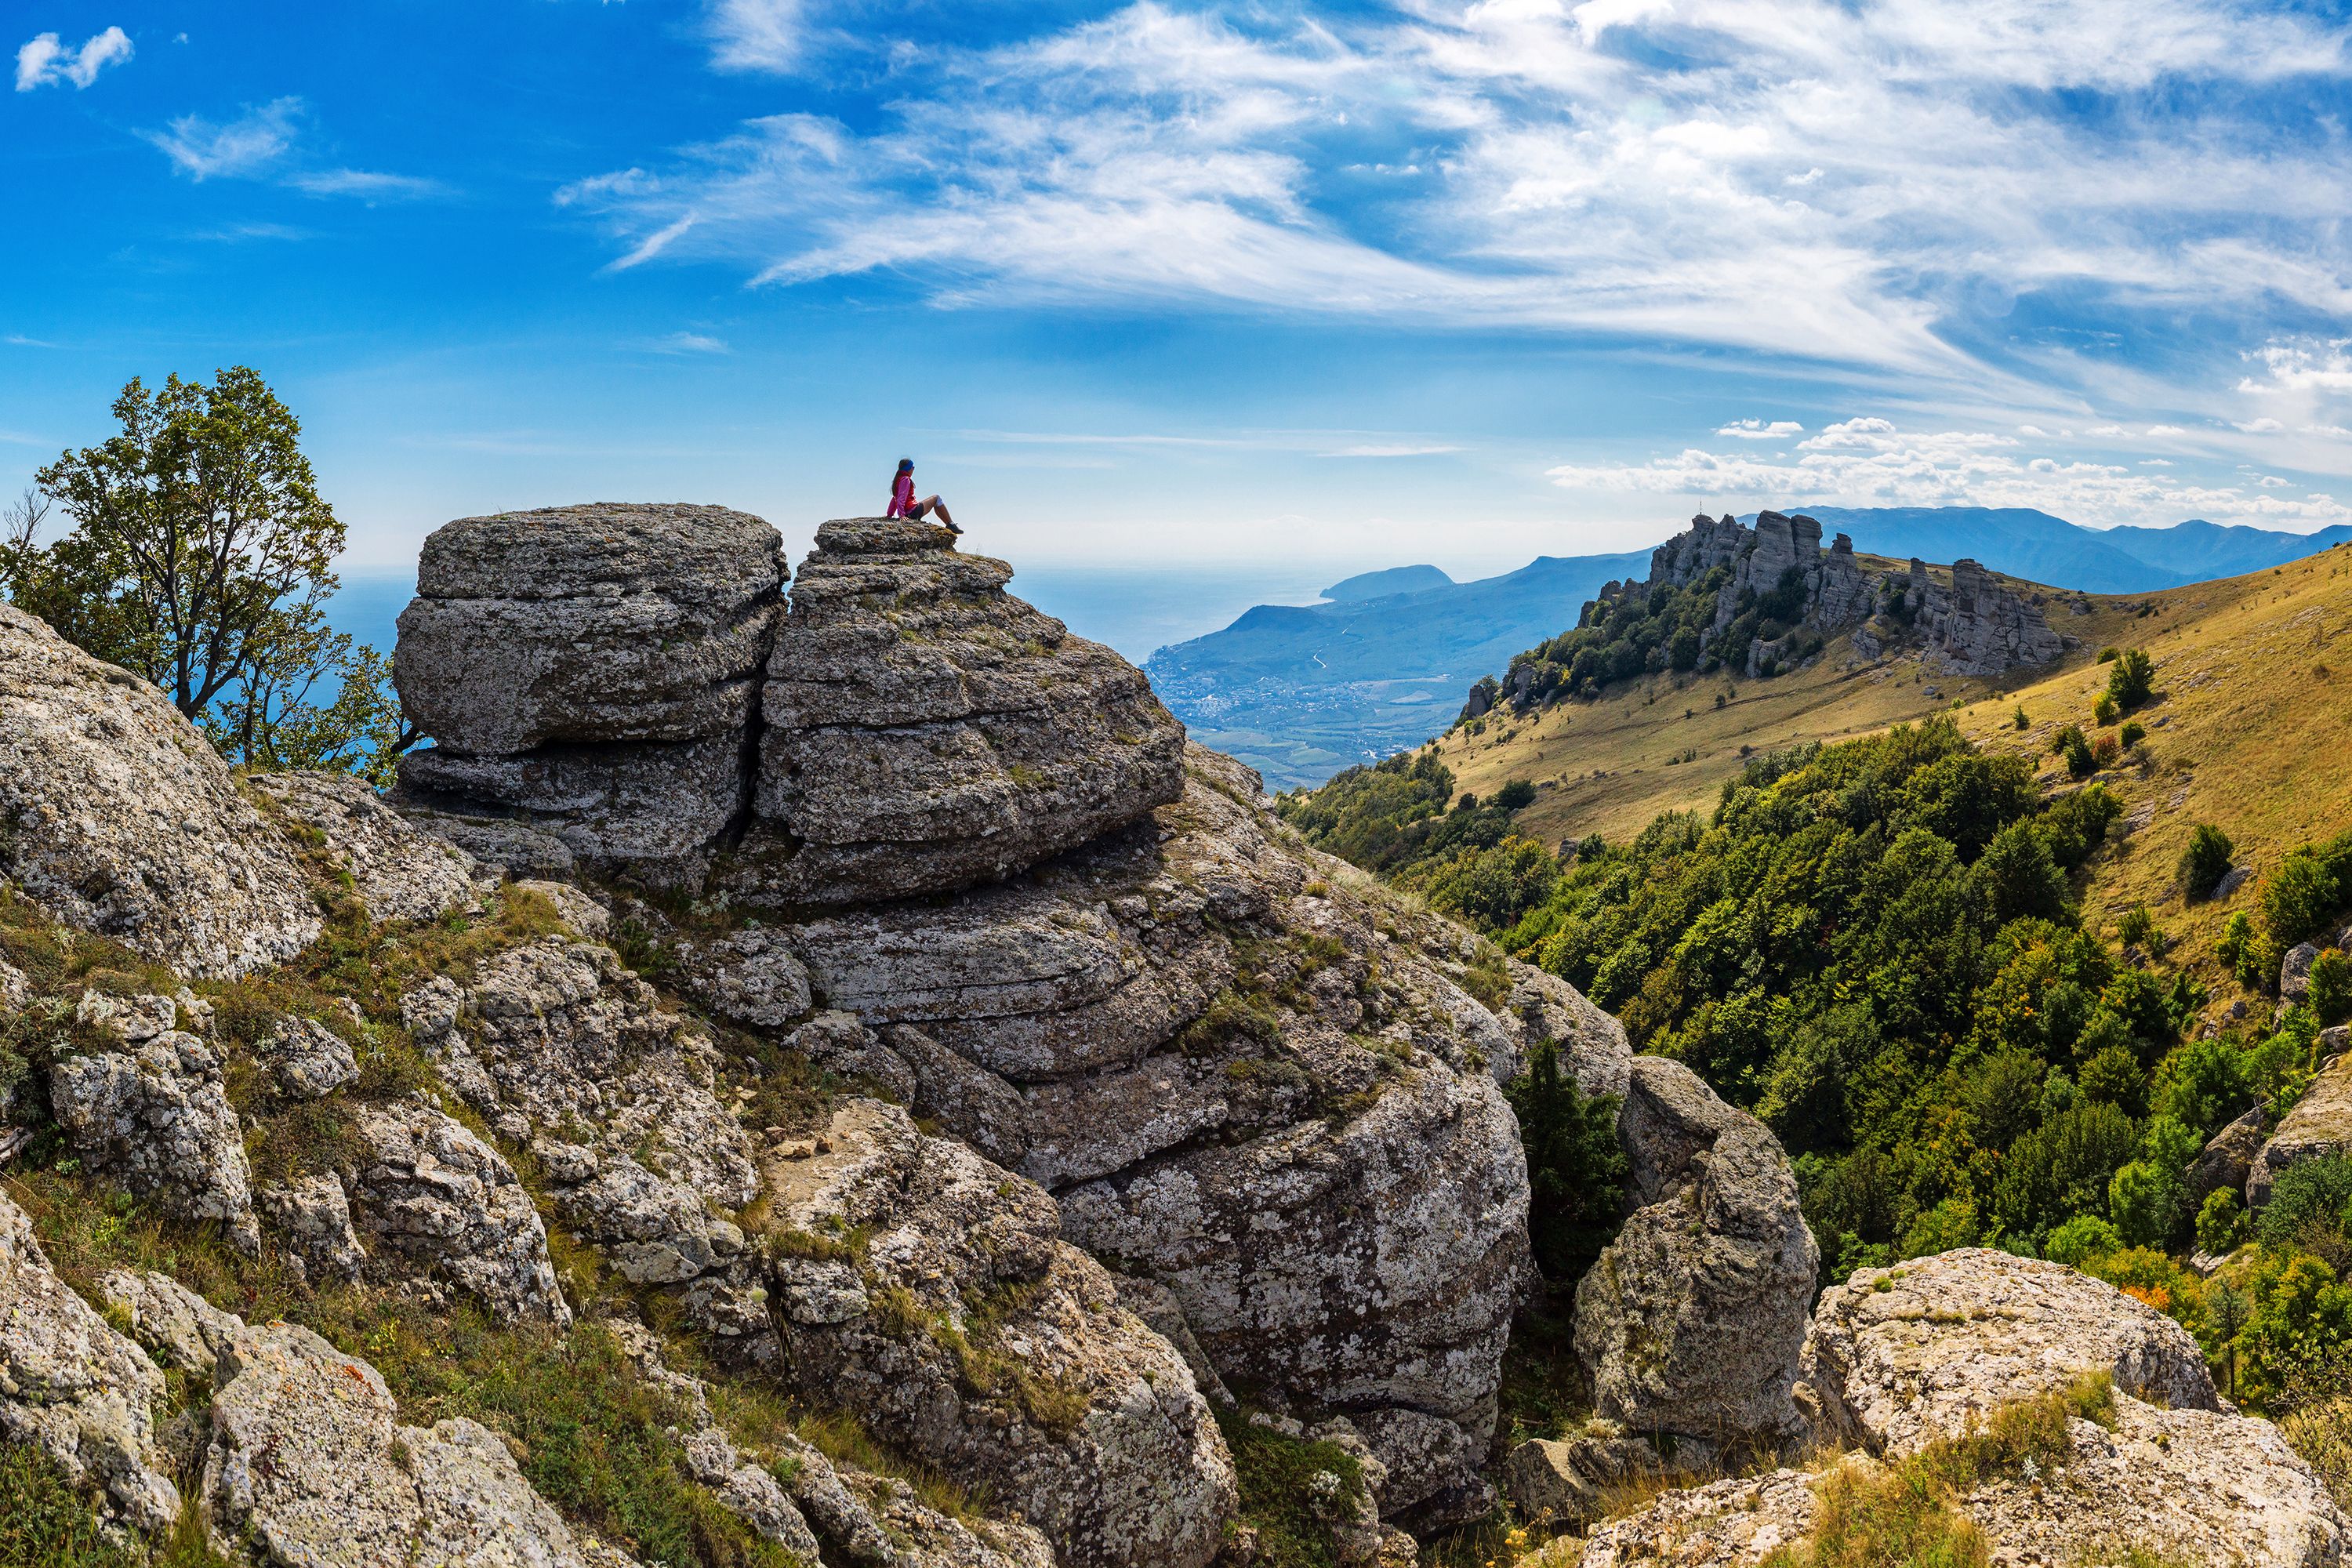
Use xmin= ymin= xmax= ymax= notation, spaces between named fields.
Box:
xmin=926 ymin=496 xmax=956 ymax=531
xmin=905 ymin=498 xmax=931 ymax=520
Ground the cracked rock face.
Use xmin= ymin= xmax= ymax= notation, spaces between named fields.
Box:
xmin=254 ymin=1174 xmax=368 ymax=1286
xmin=394 ymin=502 xmax=783 ymax=753
xmin=720 ymin=518 xmax=1187 ymax=908
xmin=757 ymin=1099 xmax=1238 ymax=1568
xmin=1579 ymin=1253 xmax=2344 ymax=1568
xmin=1801 ymin=1248 xmax=2218 ymax=1456
xmin=0 ymin=603 xmax=318 ymax=978
xmin=248 ymin=768 xmax=483 ymax=926
xmin=1573 ymin=1056 xmax=1818 ymax=1453
xmin=205 ymin=1317 xmax=638 ymax=1568
xmin=49 ymin=1007 xmax=261 ymax=1255
xmin=339 ymin=1098 xmax=571 ymax=1327
xmin=0 ymin=1193 xmax=182 ymax=1537
xmin=392 ymin=503 xmax=784 ymax=887
xmin=2252 ymin=1049 xmax=2352 ymax=1206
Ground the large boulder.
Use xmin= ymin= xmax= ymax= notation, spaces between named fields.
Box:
xmin=391 ymin=503 xmax=785 ymax=887
xmin=1573 ymin=1250 xmax=2343 ymax=1568
xmin=338 ymin=1099 xmax=571 ymax=1327
xmin=0 ymin=602 xmax=317 ymax=978
xmin=719 ymin=519 xmax=1186 ymax=908
xmin=2252 ymin=1051 xmax=2352 ymax=1206
xmin=1572 ymin=1056 xmax=1817 ymax=1454
xmin=1801 ymin=1249 xmax=2218 ymax=1455
xmin=0 ymin=1192 xmax=181 ymax=1536
xmin=247 ymin=768 xmax=481 ymax=925
xmin=203 ymin=1317 xmax=637 ymax=1567
xmin=757 ymin=1099 xmax=1237 ymax=1568
xmin=49 ymin=993 xmax=260 ymax=1254
xmin=394 ymin=501 xmax=783 ymax=753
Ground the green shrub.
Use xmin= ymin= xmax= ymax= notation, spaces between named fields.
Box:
xmin=1491 ymin=778 xmax=1537 ymax=811
xmin=2117 ymin=905 xmax=2161 ymax=953
xmin=2119 ymin=720 xmax=2146 ymax=750
xmin=2098 ymin=646 xmax=2120 ymax=663
xmin=2094 ymin=692 xmax=2120 ymax=727
xmin=2013 ymin=705 xmax=2030 ymax=730
xmin=2107 ymin=648 xmax=2156 ymax=710
xmin=2259 ymin=1157 xmax=2352 ymax=1254
xmin=2310 ymin=951 xmax=2352 ymax=1027
xmin=2045 ymin=1214 xmax=2122 ymax=1267
xmin=2062 ymin=729 xmax=2097 ymax=779
xmin=2180 ymin=824 xmax=2235 ymax=902
xmin=1507 ymin=1037 xmax=1627 ymax=1286
xmin=2264 ymin=850 xmax=2341 ymax=949
xmin=2198 ymin=1189 xmax=2249 ymax=1254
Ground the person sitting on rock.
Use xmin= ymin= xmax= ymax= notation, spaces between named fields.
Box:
xmin=887 ymin=458 xmax=959 ymax=534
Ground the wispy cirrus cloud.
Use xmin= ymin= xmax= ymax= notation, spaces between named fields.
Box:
xmin=15 ymin=26 xmax=131 ymax=92
xmin=142 ymin=96 xmax=441 ymax=199
xmin=557 ymin=0 xmax=2352 ymax=429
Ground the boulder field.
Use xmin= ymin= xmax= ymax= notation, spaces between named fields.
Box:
xmin=0 ymin=502 xmax=2328 ymax=1566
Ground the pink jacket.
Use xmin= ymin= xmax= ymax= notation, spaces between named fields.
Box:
xmin=888 ymin=473 xmax=915 ymax=517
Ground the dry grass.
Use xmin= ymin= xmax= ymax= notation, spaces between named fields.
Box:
xmin=1429 ymin=547 xmax=2352 ymax=1004
xmin=1432 ymin=557 xmax=2169 ymax=850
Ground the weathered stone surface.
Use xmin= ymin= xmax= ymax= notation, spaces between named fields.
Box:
xmin=50 ymin=1021 xmax=261 ymax=1254
xmin=96 ymin=1268 xmax=242 ymax=1376
xmin=253 ymin=1174 xmax=368 ymax=1286
xmin=757 ymin=1099 xmax=1237 ymax=1568
xmin=2252 ymin=1051 xmax=2352 ymax=1206
xmin=515 ymin=878 xmax=612 ymax=938
xmin=1917 ymin=557 xmax=2063 ymax=674
xmin=395 ymin=502 xmax=784 ymax=753
xmin=248 ymin=768 xmax=482 ymax=925
xmin=1577 ymin=1363 xmax=2341 ymax=1568
xmin=608 ymin=1318 xmax=1054 ymax=1568
xmin=396 ymin=734 xmax=747 ymax=887
xmin=205 ymin=1319 xmax=637 ymax=1567
xmin=257 ymin=1015 xmax=360 ymax=1101
xmin=2190 ymin=1102 xmax=2267 ymax=1203
xmin=0 ymin=1192 xmax=181 ymax=1535
xmin=339 ymin=1098 xmax=571 ymax=1326
xmin=390 ymin=808 xmax=578 ymax=880
xmin=720 ymin=519 xmax=1186 ymax=907
xmin=404 ymin=940 xmax=761 ymax=1327
xmin=1573 ymin=1056 xmax=1817 ymax=1451
xmin=1802 ymin=1249 xmax=2217 ymax=1456
xmin=672 ymin=925 xmax=814 ymax=1032
xmin=0 ymin=603 xmax=318 ymax=978
xmin=1503 ymin=1428 xmax=1668 ymax=1533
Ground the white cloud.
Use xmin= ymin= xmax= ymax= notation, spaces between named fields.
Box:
xmin=608 ymin=213 xmax=697 ymax=272
xmin=140 ymin=98 xmax=439 ymax=199
xmin=1545 ymin=416 xmax=2351 ymax=528
xmin=143 ymin=98 xmax=302 ymax=180
xmin=2236 ymin=417 xmax=2285 ymax=434
xmin=1716 ymin=419 xmax=1804 ymax=439
xmin=287 ymin=168 xmax=441 ymax=198
xmin=651 ymin=331 xmax=730 ymax=354
xmin=557 ymin=0 xmax=2352 ymax=421
xmin=2146 ymin=423 xmax=2187 ymax=435
xmin=2087 ymin=423 xmax=2129 ymax=436
xmin=15 ymin=26 xmax=131 ymax=91
xmin=707 ymin=0 xmax=808 ymax=73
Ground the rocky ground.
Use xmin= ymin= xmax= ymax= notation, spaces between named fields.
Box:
xmin=1 ymin=506 xmax=2339 ymax=1568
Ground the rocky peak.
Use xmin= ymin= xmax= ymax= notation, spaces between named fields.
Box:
xmin=1653 ymin=510 xmax=2061 ymax=680
xmin=723 ymin=516 xmax=1187 ymax=908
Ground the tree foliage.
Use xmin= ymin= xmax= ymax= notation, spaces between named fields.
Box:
xmin=5 ymin=369 xmax=413 ymax=782
xmin=1506 ymin=1037 xmax=1628 ymax=1287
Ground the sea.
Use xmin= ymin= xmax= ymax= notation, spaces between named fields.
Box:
xmin=328 ymin=564 xmax=1344 ymax=668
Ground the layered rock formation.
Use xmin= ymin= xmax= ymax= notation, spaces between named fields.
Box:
xmin=720 ymin=518 xmax=1188 ymax=909
xmin=0 ymin=603 xmax=318 ymax=978
xmin=1899 ymin=555 xmax=2065 ymax=674
xmin=1569 ymin=1250 xmax=2344 ymax=1568
xmin=393 ymin=503 xmax=786 ymax=885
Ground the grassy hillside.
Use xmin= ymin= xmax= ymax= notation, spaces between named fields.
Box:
xmin=1948 ymin=546 xmax=2352 ymax=977
xmin=1429 ymin=557 xmax=2157 ymax=849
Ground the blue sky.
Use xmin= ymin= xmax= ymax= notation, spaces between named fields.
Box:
xmin=6 ymin=0 xmax=2352 ymax=580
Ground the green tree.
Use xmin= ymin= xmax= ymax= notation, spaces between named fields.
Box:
xmin=17 ymin=368 xmax=414 ymax=779
xmin=1506 ymin=1037 xmax=1628 ymax=1285
xmin=2108 ymin=1116 xmax=2199 ymax=1249
xmin=2106 ymin=648 xmax=2156 ymax=710
xmin=2310 ymin=950 xmax=2352 ymax=1028
xmin=2264 ymin=851 xmax=2341 ymax=949
xmin=2180 ymin=823 xmax=2235 ymax=902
